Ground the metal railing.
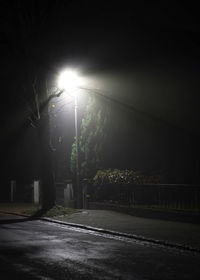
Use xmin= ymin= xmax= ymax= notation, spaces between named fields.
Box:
xmin=91 ymin=184 xmax=200 ymax=211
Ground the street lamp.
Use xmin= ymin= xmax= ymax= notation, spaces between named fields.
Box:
xmin=58 ymin=69 xmax=82 ymax=208
xmin=58 ymin=69 xmax=81 ymax=93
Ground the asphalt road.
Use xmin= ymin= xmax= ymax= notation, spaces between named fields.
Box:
xmin=0 ymin=214 xmax=200 ymax=280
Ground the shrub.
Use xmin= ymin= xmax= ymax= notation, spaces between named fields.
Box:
xmin=93 ymin=169 xmax=161 ymax=185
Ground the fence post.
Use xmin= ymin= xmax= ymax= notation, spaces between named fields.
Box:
xmin=10 ymin=180 xmax=16 ymax=202
xmin=64 ymin=182 xmax=74 ymax=207
xmin=33 ymin=180 xmax=40 ymax=204
xmin=82 ymin=183 xmax=88 ymax=209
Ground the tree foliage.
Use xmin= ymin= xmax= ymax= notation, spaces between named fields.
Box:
xmin=93 ymin=169 xmax=162 ymax=185
xmin=70 ymin=95 xmax=110 ymax=178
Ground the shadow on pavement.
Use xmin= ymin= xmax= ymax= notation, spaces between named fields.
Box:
xmin=0 ymin=217 xmax=31 ymax=224
xmin=0 ymin=207 xmax=51 ymax=224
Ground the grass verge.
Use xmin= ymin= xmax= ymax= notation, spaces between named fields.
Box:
xmin=22 ymin=204 xmax=80 ymax=217
xmin=0 ymin=203 xmax=80 ymax=217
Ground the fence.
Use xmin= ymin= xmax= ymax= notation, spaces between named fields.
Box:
xmin=55 ymin=181 xmax=74 ymax=207
xmin=8 ymin=180 xmax=40 ymax=204
xmin=10 ymin=182 xmax=34 ymax=203
xmin=90 ymin=184 xmax=200 ymax=211
xmin=8 ymin=180 xmax=74 ymax=206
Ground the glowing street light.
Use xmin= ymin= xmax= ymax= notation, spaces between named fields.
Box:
xmin=58 ymin=69 xmax=82 ymax=208
xmin=58 ymin=69 xmax=81 ymax=93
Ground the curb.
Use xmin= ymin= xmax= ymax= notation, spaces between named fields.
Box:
xmin=1 ymin=210 xmax=200 ymax=254
xmin=42 ymin=217 xmax=200 ymax=254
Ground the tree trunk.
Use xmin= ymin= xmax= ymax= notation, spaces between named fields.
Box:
xmin=38 ymin=105 xmax=55 ymax=210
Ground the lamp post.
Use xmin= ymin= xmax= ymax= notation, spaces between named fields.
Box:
xmin=74 ymin=92 xmax=81 ymax=208
xmin=58 ymin=69 xmax=82 ymax=208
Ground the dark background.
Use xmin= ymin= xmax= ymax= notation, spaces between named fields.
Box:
xmin=1 ymin=1 xmax=200 ymax=194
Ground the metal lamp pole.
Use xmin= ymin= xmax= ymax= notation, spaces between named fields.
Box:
xmin=58 ymin=69 xmax=82 ymax=208
xmin=74 ymin=93 xmax=81 ymax=208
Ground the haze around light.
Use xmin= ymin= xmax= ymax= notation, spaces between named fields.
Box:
xmin=58 ymin=69 xmax=81 ymax=93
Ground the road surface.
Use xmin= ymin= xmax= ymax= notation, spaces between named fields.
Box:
xmin=0 ymin=214 xmax=200 ymax=279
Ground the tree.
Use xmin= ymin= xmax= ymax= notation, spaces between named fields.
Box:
xmin=29 ymin=80 xmax=64 ymax=210
xmin=0 ymin=1 xmax=64 ymax=210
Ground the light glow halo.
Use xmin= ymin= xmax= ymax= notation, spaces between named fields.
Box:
xmin=58 ymin=69 xmax=80 ymax=93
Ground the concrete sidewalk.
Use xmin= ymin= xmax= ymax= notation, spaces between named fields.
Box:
xmin=53 ymin=209 xmax=200 ymax=249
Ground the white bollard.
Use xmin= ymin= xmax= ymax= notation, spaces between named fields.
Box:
xmin=33 ymin=180 xmax=40 ymax=204
xmin=64 ymin=183 xmax=73 ymax=207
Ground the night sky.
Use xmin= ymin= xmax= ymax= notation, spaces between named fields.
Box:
xmin=0 ymin=1 xmax=200 ymax=188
